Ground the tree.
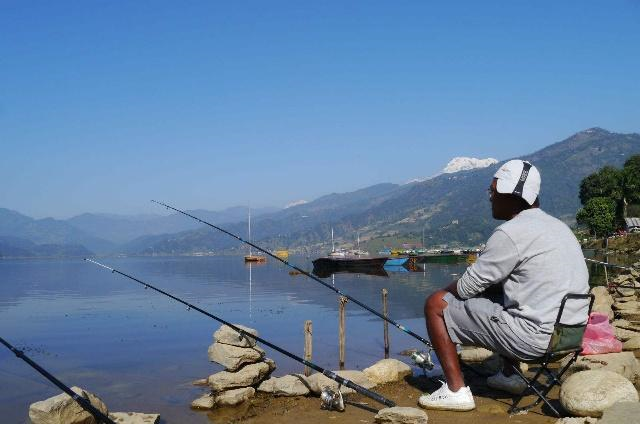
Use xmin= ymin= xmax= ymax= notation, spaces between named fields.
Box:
xmin=622 ymin=154 xmax=640 ymax=205
xmin=579 ymin=166 xmax=623 ymax=205
xmin=576 ymin=197 xmax=616 ymax=237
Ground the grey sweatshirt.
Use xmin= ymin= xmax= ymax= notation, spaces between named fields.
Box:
xmin=457 ymin=208 xmax=589 ymax=333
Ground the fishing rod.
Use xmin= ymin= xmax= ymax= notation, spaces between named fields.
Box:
xmin=85 ymin=258 xmax=395 ymax=408
xmin=151 ymin=201 xmax=435 ymax=362
xmin=584 ymin=257 xmax=635 ymax=271
xmin=0 ymin=336 xmax=115 ymax=424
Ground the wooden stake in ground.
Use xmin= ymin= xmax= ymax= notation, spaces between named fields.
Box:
xmin=339 ymin=296 xmax=348 ymax=370
xmin=382 ymin=288 xmax=389 ymax=359
xmin=304 ymin=320 xmax=312 ymax=377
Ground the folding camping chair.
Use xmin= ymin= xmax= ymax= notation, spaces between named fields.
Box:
xmin=508 ymin=293 xmax=595 ymax=417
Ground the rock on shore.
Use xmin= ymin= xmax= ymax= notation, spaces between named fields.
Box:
xmin=306 ymin=370 xmax=375 ymax=395
xmin=208 ymin=360 xmax=273 ymax=392
xmin=29 ymin=386 xmax=109 ymax=424
xmin=363 ymin=359 xmax=412 ymax=385
xmin=28 ymin=386 xmax=159 ymax=424
xmin=192 ymin=324 xmax=276 ymax=410
xmin=560 ymin=370 xmax=639 ymax=417
xmin=108 ymin=412 xmax=160 ymax=423
xmin=257 ymin=374 xmax=311 ymax=396
xmin=374 ymin=407 xmax=428 ymax=424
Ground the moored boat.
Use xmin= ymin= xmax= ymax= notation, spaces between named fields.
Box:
xmin=243 ymin=208 xmax=266 ymax=263
xmin=275 ymin=249 xmax=289 ymax=259
xmin=384 ymin=257 xmax=409 ymax=267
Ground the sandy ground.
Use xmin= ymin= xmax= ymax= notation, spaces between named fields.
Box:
xmin=199 ymin=367 xmax=561 ymax=424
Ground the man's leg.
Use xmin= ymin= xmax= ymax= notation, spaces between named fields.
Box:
xmin=424 ymin=289 xmax=465 ymax=391
xmin=502 ymin=356 xmax=519 ymax=377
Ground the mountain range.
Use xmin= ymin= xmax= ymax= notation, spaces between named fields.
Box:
xmin=1 ymin=128 xmax=639 ymax=257
xmin=0 ymin=206 xmax=277 ymax=258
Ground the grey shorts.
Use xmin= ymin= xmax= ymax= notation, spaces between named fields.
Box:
xmin=442 ymin=292 xmax=550 ymax=361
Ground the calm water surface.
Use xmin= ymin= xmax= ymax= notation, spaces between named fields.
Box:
xmin=0 ymin=256 xmax=468 ymax=423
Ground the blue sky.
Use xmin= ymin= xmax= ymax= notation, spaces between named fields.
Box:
xmin=1 ymin=1 xmax=639 ymax=218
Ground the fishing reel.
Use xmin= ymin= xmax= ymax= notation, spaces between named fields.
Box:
xmin=411 ymin=349 xmax=435 ymax=371
xmin=320 ymin=386 xmax=345 ymax=412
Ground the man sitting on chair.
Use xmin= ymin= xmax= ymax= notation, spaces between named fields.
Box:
xmin=419 ymin=159 xmax=589 ymax=411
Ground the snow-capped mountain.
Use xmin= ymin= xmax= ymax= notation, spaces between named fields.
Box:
xmin=406 ymin=156 xmax=498 ymax=184
xmin=443 ymin=157 xmax=498 ymax=173
xmin=284 ymin=199 xmax=308 ymax=209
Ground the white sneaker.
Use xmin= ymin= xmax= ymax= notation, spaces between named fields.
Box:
xmin=486 ymin=371 xmax=527 ymax=394
xmin=418 ymin=381 xmax=476 ymax=411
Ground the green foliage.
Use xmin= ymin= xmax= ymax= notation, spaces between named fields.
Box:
xmin=622 ymin=154 xmax=640 ymax=204
xmin=576 ymin=197 xmax=616 ymax=236
xmin=579 ymin=166 xmax=623 ymax=205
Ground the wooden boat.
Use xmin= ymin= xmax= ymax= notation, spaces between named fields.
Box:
xmin=418 ymin=250 xmax=467 ymax=264
xmin=244 ymin=255 xmax=266 ymax=263
xmin=313 ymin=249 xmax=388 ymax=276
xmin=313 ymin=229 xmax=386 ymax=274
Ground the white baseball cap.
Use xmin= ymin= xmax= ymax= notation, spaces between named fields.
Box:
xmin=494 ymin=159 xmax=541 ymax=205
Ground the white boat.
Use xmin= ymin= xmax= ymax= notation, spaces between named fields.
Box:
xmin=244 ymin=208 xmax=266 ymax=263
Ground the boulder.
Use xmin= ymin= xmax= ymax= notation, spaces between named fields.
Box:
xmin=264 ymin=357 xmax=277 ymax=373
xmin=207 ymin=342 xmax=265 ymax=371
xmin=190 ymin=393 xmax=215 ymax=410
xmin=623 ymin=336 xmax=640 ymax=355
xmin=306 ymin=370 xmax=375 ymax=395
xmin=363 ymin=359 xmax=413 ymax=385
xmin=617 ymin=309 xmax=640 ymax=322
xmin=108 ymin=412 xmax=160 ymax=424
xmin=560 ymin=370 xmax=639 ymax=417
xmin=616 ymin=286 xmax=637 ymax=298
xmin=208 ymin=361 xmax=271 ymax=392
xmin=562 ymin=352 xmax=640 ymax=385
xmin=613 ymin=301 xmax=640 ymax=311
xmin=256 ymin=374 xmax=310 ymax=396
xmin=213 ymin=324 xmax=258 ymax=348
xmin=29 ymin=386 xmax=109 ymax=424
xmin=614 ymin=295 xmax=638 ymax=303
xmin=591 ymin=286 xmax=614 ymax=307
xmin=613 ymin=319 xmax=640 ymax=332
xmin=553 ymin=418 xmax=598 ymax=424
xmin=598 ymin=401 xmax=640 ymax=424
xmin=592 ymin=303 xmax=614 ymax=320
xmin=374 ymin=407 xmax=428 ymax=424
xmin=458 ymin=346 xmax=494 ymax=362
xmin=214 ymin=387 xmax=255 ymax=407
xmin=613 ymin=274 xmax=634 ymax=284
xmin=614 ymin=326 xmax=639 ymax=341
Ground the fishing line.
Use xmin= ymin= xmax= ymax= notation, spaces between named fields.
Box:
xmin=0 ymin=336 xmax=115 ymax=424
xmin=151 ymin=201 xmax=434 ymax=355
xmin=85 ymin=258 xmax=396 ymax=408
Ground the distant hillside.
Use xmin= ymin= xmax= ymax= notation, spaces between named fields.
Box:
xmin=130 ymin=128 xmax=640 ymax=254
xmin=0 ymin=205 xmax=280 ymax=257
xmin=0 ymin=236 xmax=93 ymax=258
xmin=67 ymin=206 xmax=279 ymax=244
xmin=0 ymin=209 xmax=114 ymax=254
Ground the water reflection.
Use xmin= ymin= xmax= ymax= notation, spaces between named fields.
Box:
xmin=1 ymin=255 xmax=462 ymax=423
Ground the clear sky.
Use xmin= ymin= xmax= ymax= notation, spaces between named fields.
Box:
xmin=2 ymin=1 xmax=639 ymax=219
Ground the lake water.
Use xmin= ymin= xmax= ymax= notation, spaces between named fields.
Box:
xmin=0 ymin=256 xmax=468 ymax=423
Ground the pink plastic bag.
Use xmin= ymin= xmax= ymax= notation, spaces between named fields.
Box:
xmin=581 ymin=312 xmax=622 ymax=355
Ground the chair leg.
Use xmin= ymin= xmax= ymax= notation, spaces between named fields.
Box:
xmin=508 ymin=364 xmax=544 ymax=414
xmin=507 ymin=362 xmax=562 ymax=417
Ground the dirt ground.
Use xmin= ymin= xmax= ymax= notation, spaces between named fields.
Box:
xmin=201 ymin=369 xmax=561 ymax=424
